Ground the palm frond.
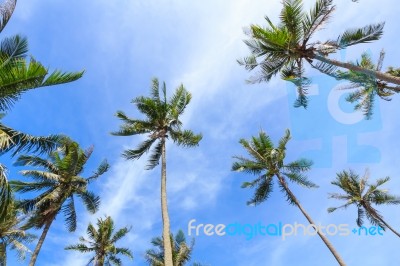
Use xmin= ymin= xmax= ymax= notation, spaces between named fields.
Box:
xmin=77 ymin=190 xmax=100 ymax=214
xmin=0 ymin=123 xmax=63 ymax=156
xmin=122 ymin=138 xmax=156 ymax=161
xmin=302 ymin=0 xmax=334 ymax=45
xmin=335 ymin=23 xmax=384 ymax=49
xmin=62 ymin=196 xmax=77 ymax=232
xmin=87 ymin=159 xmax=109 ymax=182
xmin=147 ymin=140 xmax=163 ymax=170
xmin=170 ymin=129 xmax=202 ymax=148
xmin=246 ymin=176 xmax=273 ymax=206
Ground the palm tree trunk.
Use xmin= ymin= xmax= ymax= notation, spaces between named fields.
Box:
xmin=0 ymin=243 xmax=6 ymax=266
xmin=29 ymin=219 xmax=54 ymax=266
xmin=161 ymin=140 xmax=174 ymax=266
xmin=277 ymin=174 xmax=346 ymax=266
xmin=379 ymin=218 xmax=400 ymax=238
xmin=95 ymin=255 xmax=105 ymax=266
xmin=313 ymin=54 xmax=400 ymax=85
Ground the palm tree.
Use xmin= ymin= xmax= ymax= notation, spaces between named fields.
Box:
xmin=232 ymin=129 xmax=346 ymax=266
xmin=238 ymin=0 xmax=400 ymax=108
xmin=317 ymin=50 xmax=400 ymax=119
xmin=65 ymin=215 xmax=133 ymax=266
xmin=0 ymin=197 xmax=35 ymax=266
xmin=145 ymin=230 xmax=204 ymax=266
xmin=112 ymin=78 xmax=202 ymax=266
xmin=328 ymin=169 xmax=400 ymax=237
xmin=10 ymin=139 xmax=109 ymax=266
xmin=0 ymin=0 xmax=84 ymax=220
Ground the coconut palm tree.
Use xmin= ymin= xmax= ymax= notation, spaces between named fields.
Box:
xmin=328 ymin=169 xmax=400 ymax=237
xmin=145 ymin=230 xmax=204 ymax=266
xmin=112 ymin=78 xmax=202 ymax=266
xmin=10 ymin=139 xmax=109 ymax=266
xmin=238 ymin=0 xmax=400 ymax=108
xmin=0 ymin=197 xmax=35 ymax=266
xmin=232 ymin=129 xmax=346 ymax=265
xmin=65 ymin=216 xmax=133 ymax=266
xmin=316 ymin=50 xmax=400 ymax=119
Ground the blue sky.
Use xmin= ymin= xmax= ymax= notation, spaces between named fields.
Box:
xmin=3 ymin=0 xmax=400 ymax=265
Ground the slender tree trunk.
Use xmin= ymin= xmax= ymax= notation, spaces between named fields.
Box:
xmin=277 ymin=174 xmax=347 ymax=266
xmin=313 ymin=54 xmax=400 ymax=85
xmin=95 ymin=254 xmax=105 ymax=266
xmin=0 ymin=243 xmax=6 ymax=266
xmin=161 ymin=140 xmax=173 ymax=266
xmin=29 ymin=219 xmax=54 ymax=266
xmin=379 ymin=219 xmax=400 ymax=238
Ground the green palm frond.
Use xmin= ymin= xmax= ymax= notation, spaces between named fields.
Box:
xmin=62 ymin=196 xmax=77 ymax=232
xmin=0 ymin=35 xmax=28 ymax=64
xmin=280 ymin=0 xmax=304 ymax=44
xmin=147 ymin=140 xmax=163 ymax=170
xmin=77 ymin=191 xmax=100 ymax=214
xmin=335 ymin=23 xmax=384 ymax=49
xmin=169 ymin=130 xmax=202 ymax=148
xmin=0 ymin=122 xmax=63 ymax=156
xmin=302 ymin=0 xmax=334 ymax=44
xmin=0 ymin=57 xmax=83 ymax=111
xmin=122 ymin=138 xmax=157 ymax=161
xmin=247 ymin=176 xmax=274 ymax=206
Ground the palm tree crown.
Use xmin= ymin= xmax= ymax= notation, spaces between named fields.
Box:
xmin=112 ymin=78 xmax=202 ymax=169
xmin=10 ymin=139 xmax=109 ymax=265
xmin=239 ymin=0 xmax=400 ymax=108
xmin=232 ymin=129 xmax=316 ymax=205
xmin=65 ymin=216 xmax=133 ymax=266
xmin=146 ymin=230 xmax=203 ymax=266
xmin=328 ymin=169 xmax=400 ymax=237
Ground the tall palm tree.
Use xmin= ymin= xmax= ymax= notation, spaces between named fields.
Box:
xmin=10 ymin=139 xmax=109 ymax=266
xmin=65 ymin=215 xmax=133 ymax=266
xmin=0 ymin=197 xmax=35 ymax=266
xmin=112 ymin=78 xmax=202 ymax=266
xmin=328 ymin=169 xmax=400 ymax=237
xmin=232 ymin=129 xmax=346 ymax=266
xmin=238 ymin=0 xmax=400 ymax=108
xmin=145 ymin=230 xmax=204 ymax=266
xmin=317 ymin=50 xmax=400 ymax=119
xmin=0 ymin=0 xmax=84 ymax=220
